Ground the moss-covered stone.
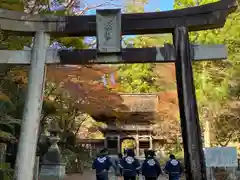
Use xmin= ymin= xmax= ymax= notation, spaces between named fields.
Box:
xmin=0 ymin=162 xmax=10 ymax=169
xmin=0 ymin=167 xmax=14 ymax=180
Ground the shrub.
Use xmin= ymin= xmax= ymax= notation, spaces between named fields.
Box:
xmin=0 ymin=163 xmax=14 ymax=180
xmin=62 ymin=149 xmax=78 ymax=173
xmin=61 ymin=148 xmax=90 ymax=174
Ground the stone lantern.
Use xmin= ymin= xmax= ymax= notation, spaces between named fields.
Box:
xmin=39 ymin=121 xmax=65 ymax=180
xmin=0 ymin=132 xmax=14 ymax=164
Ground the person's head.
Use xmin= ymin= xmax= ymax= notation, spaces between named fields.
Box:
xmin=118 ymin=153 xmax=123 ymax=159
xmin=148 ymin=150 xmax=155 ymax=158
xmin=126 ymin=149 xmax=135 ymax=157
xmin=169 ymin=154 xmax=175 ymax=159
xmin=100 ymin=148 xmax=108 ymax=156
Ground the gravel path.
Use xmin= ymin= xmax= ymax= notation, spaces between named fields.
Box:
xmin=64 ymin=171 xmax=170 ymax=180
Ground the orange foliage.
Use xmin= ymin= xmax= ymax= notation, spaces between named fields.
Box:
xmin=47 ymin=65 xmax=116 ymax=82
xmin=155 ymin=64 xmax=176 ymax=84
xmin=154 ymin=91 xmax=180 ymax=140
xmin=47 ymin=65 xmax=127 ymax=116
xmin=63 ymin=81 xmax=127 ymax=115
xmin=157 ymin=91 xmax=179 ymax=122
xmin=6 ymin=65 xmax=126 ymax=116
xmin=6 ymin=64 xmax=181 ymax=131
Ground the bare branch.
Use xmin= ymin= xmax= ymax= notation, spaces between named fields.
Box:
xmin=75 ymin=2 xmax=121 ymax=15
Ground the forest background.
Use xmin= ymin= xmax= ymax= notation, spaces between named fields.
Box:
xmin=0 ymin=0 xmax=239 ymax=174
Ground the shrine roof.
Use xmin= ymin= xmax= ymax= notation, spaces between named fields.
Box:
xmin=90 ymin=93 xmax=160 ymax=121
xmin=119 ymin=93 xmax=159 ymax=112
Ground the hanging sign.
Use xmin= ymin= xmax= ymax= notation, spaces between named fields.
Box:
xmin=96 ymin=9 xmax=122 ymax=53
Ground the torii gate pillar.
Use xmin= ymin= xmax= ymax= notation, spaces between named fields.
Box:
xmin=14 ymin=32 xmax=49 ymax=180
xmin=174 ymin=27 xmax=206 ymax=180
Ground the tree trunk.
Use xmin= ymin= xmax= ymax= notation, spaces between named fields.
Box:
xmin=0 ymin=143 xmax=7 ymax=163
xmin=204 ymin=119 xmax=211 ymax=147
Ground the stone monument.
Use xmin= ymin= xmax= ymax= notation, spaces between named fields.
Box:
xmin=39 ymin=122 xmax=65 ymax=180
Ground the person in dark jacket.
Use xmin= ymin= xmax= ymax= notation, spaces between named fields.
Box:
xmin=92 ymin=148 xmax=112 ymax=180
xmin=164 ymin=154 xmax=183 ymax=180
xmin=123 ymin=149 xmax=127 ymax=157
xmin=144 ymin=149 xmax=148 ymax=159
xmin=141 ymin=150 xmax=162 ymax=180
xmin=118 ymin=149 xmax=140 ymax=180
xmin=113 ymin=153 xmax=123 ymax=180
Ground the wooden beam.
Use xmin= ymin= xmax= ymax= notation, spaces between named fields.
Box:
xmin=0 ymin=49 xmax=60 ymax=64
xmin=0 ymin=44 xmax=227 ymax=64
xmin=0 ymin=0 xmax=237 ymax=36
xmin=100 ymin=125 xmax=154 ymax=131
xmin=174 ymin=27 xmax=206 ymax=180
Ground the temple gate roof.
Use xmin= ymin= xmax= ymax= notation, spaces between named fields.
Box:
xmin=119 ymin=94 xmax=159 ymax=112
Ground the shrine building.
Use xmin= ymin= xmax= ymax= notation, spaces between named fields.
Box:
xmin=86 ymin=93 xmax=164 ymax=156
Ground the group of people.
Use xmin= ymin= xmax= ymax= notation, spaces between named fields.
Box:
xmin=92 ymin=148 xmax=183 ymax=180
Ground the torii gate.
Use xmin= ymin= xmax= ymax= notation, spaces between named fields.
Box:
xmin=0 ymin=0 xmax=237 ymax=180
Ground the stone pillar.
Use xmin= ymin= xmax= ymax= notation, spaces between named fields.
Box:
xmin=14 ymin=32 xmax=49 ymax=180
xmin=33 ymin=157 xmax=40 ymax=180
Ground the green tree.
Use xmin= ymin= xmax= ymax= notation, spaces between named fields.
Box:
xmin=118 ymin=0 xmax=176 ymax=93
xmin=123 ymin=0 xmax=148 ymax=13
xmin=118 ymin=34 xmax=173 ymax=93
xmin=117 ymin=63 xmax=160 ymax=93
xmin=174 ymin=0 xmax=240 ymax=146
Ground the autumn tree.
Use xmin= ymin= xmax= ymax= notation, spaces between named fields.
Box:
xmin=0 ymin=0 xmax=126 ymax=147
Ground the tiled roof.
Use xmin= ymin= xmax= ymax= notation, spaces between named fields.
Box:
xmin=120 ymin=94 xmax=158 ymax=112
